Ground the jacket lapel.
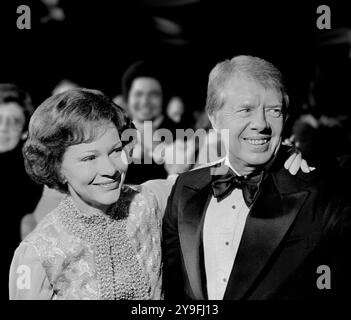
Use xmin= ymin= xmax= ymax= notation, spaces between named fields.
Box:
xmin=178 ymin=166 xmax=215 ymax=300
xmin=223 ymin=170 xmax=310 ymax=300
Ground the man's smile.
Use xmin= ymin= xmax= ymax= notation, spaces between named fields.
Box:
xmin=243 ymin=136 xmax=271 ymax=146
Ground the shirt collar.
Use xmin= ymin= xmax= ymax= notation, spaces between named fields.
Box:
xmin=224 ymin=157 xmax=242 ymax=176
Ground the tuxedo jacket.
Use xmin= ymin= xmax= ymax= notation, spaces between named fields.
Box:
xmin=162 ymin=149 xmax=351 ymax=300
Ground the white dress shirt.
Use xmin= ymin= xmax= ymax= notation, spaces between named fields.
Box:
xmin=203 ymin=158 xmax=250 ymax=300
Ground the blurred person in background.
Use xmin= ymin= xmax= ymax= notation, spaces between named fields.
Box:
xmin=291 ymin=62 xmax=351 ymax=171
xmin=121 ymin=60 xmax=180 ymax=184
xmin=52 ymin=78 xmax=79 ymax=95
xmin=39 ymin=0 xmax=65 ymax=24
xmin=166 ymin=95 xmax=195 ymax=129
xmin=0 ymin=84 xmax=43 ymax=297
xmin=113 ymin=94 xmax=128 ymax=114
xmin=166 ymin=96 xmax=184 ymax=124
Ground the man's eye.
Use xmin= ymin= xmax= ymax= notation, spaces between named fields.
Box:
xmin=13 ymin=118 xmax=23 ymax=125
xmin=149 ymin=92 xmax=161 ymax=99
xmin=133 ymin=92 xmax=143 ymax=98
xmin=238 ymin=108 xmax=251 ymax=114
xmin=267 ymin=108 xmax=283 ymax=117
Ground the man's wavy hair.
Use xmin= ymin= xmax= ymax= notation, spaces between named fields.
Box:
xmin=23 ymin=88 xmax=134 ymax=193
xmin=206 ymin=55 xmax=289 ymax=117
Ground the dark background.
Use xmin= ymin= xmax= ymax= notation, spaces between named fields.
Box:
xmin=1 ymin=0 xmax=350 ymax=117
xmin=1 ymin=0 xmax=351 ymax=301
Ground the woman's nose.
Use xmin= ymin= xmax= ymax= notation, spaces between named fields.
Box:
xmin=98 ymin=156 xmax=118 ymax=176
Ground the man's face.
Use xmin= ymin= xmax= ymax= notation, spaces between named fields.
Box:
xmin=209 ymin=76 xmax=284 ymax=173
xmin=0 ymin=102 xmax=26 ymax=153
xmin=167 ymin=97 xmax=184 ymax=123
xmin=128 ymin=77 xmax=163 ymax=122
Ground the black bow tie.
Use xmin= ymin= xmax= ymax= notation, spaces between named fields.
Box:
xmin=211 ymin=167 xmax=264 ymax=207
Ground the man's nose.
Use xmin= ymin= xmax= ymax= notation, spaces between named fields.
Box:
xmin=140 ymin=94 xmax=150 ymax=106
xmin=0 ymin=117 xmax=9 ymax=131
xmin=250 ymin=109 xmax=268 ymax=131
xmin=98 ymin=156 xmax=118 ymax=176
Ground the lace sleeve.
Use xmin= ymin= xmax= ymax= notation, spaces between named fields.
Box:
xmin=142 ymin=177 xmax=177 ymax=219
xmin=125 ymin=187 xmax=164 ymax=299
xmin=9 ymin=243 xmax=53 ymax=300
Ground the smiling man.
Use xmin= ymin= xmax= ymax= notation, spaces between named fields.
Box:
xmin=208 ymin=66 xmax=287 ymax=175
xmin=162 ymin=55 xmax=351 ymax=300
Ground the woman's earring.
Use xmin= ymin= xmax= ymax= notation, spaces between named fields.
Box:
xmin=21 ymin=131 xmax=28 ymax=140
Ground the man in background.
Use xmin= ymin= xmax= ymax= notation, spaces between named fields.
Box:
xmin=122 ymin=60 xmax=179 ymax=184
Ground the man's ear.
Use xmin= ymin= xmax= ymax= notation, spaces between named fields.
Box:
xmin=208 ymin=113 xmax=218 ymax=132
xmin=284 ymin=112 xmax=290 ymax=124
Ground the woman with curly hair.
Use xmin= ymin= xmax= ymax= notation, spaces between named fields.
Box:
xmin=9 ymin=88 xmax=165 ymax=300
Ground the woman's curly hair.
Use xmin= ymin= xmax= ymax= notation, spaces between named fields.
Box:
xmin=23 ymin=88 xmax=134 ymax=193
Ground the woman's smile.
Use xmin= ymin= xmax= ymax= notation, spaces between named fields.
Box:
xmin=93 ymin=173 xmax=122 ymax=190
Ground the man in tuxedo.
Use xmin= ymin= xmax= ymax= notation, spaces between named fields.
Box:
xmin=162 ymin=55 xmax=351 ymax=300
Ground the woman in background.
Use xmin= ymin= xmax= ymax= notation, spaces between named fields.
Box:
xmin=0 ymin=84 xmax=43 ymax=298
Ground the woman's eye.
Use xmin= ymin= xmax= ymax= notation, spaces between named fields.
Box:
xmin=81 ymin=155 xmax=96 ymax=162
xmin=111 ymin=147 xmax=123 ymax=156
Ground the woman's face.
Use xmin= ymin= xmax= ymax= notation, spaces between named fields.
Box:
xmin=0 ymin=102 xmax=26 ymax=153
xmin=60 ymin=123 xmax=128 ymax=213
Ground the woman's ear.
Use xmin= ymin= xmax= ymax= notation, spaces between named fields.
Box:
xmin=60 ymin=175 xmax=67 ymax=184
xmin=125 ymin=140 xmax=135 ymax=157
xmin=121 ymin=141 xmax=135 ymax=166
xmin=58 ymin=167 xmax=67 ymax=184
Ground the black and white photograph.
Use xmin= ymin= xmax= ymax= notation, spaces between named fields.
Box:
xmin=1 ymin=0 xmax=350 ymax=313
